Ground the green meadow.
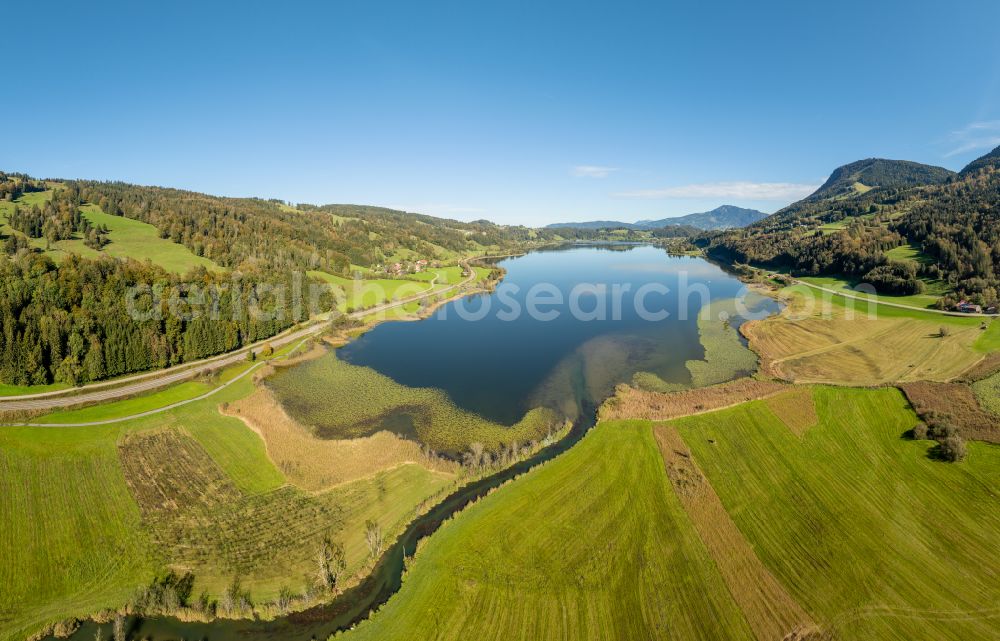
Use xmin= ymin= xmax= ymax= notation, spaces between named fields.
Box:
xmin=798 ymin=274 xmax=950 ymax=310
xmin=674 ymin=386 xmax=1000 ymax=640
xmin=0 ymin=359 xmax=450 ymax=641
xmin=782 ymin=283 xmax=981 ymax=326
xmin=307 ymin=270 xmax=437 ymax=311
xmin=340 ymin=386 xmax=1000 ymax=641
xmin=339 ymin=420 xmax=757 ymax=641
xmin=75 ymin=204 xmax=221 ymax=273
xmin=308 ymin=264 xmax=489 ymax=312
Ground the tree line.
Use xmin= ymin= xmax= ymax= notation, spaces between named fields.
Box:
xmin=0 ymin=252 xmax=324 ymax=386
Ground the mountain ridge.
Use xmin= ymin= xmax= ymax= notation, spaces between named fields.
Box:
xmin=547 ymin=205 xmax=767 ymax=231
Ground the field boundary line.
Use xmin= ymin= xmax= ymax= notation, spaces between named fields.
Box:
xmin=653 ymin=424 xmax=816 ymax=641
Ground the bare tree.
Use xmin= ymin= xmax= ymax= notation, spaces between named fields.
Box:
xmin=365 ymin=520 xmax=384 ymax=559
xmin=112 ymin=615 xmax=125 ymax=641
xmin=317 ymin=538 xmax=347 ymax=592
xmin=464 ymin=442 xmax=485 ymax=470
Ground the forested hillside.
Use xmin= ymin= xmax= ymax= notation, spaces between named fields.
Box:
xmin=701 ymin=148 xmax=1000 ymax=305
xmin=806 ymin=158 xmax=954 ymax=201
xmin=70 ymin=183 xmax=521 ymax=274
xmin=0 ymin=173 xmax=578 ymax=386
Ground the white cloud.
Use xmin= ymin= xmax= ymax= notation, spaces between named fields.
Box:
xmin=613 ymin=181 xmax=819 ymax=201
xmin=572 ymin=165 xmax=618 ymax=178
xmin=944 ymin=120 xmax=1000 ymax=157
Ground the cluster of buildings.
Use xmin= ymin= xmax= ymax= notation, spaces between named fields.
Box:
xmin=379 ymin=258 xmax=431 ymax=276
xmin=954 ymin=300 xmax=998 ymax=315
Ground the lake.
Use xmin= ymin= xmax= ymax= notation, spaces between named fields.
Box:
xmin=268 ymin=244 xmax=767 ymax=442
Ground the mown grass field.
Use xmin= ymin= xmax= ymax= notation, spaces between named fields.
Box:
xmin=799 ymin=274 xmax=950 ymax=310
xmin=0 ymin=356 xmax=451 ymax=641
xmin=0 ymin=425 xmax=158 ymax=641
xmin=343 ymin=387 xmax=1000 ymax=641
xmin=339 ymin=420 xmax=758 ymax=641
xmin=746 ymin=285 xmax=987 ymax=384
xmin=673 ymin=386 xmax=1000 ymax=640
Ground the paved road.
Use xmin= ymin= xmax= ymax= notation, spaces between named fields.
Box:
xmin=0 ymin=262 xmax=483 ymax=413
xmin=792 ymin=280 xmax=999 ymax=318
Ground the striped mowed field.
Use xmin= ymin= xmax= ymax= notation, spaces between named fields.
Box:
xmin=340 ymin=386 xmax=1000 ymax=641
xmin=745 ymin=285 xmax=988 ymax=385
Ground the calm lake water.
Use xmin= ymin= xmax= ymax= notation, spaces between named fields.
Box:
xmin=331 ymin=244 xmax=752 ymax=424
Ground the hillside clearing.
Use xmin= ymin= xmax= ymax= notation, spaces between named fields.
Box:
xmin=76 ymin=204 xmax=222 ymax=273
xmin=1 ymin=194 xmax=220 ymax=273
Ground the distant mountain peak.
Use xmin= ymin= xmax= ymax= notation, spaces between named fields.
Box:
xmin=546 ymin=205 xmax=767 ymax=231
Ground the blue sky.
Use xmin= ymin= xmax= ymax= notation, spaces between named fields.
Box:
xmin=3 ymin=0 xmax=999 ymax=225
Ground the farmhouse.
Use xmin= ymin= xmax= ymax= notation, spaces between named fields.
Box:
xmin=956 ymin=300 xmax=983 ymax=314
